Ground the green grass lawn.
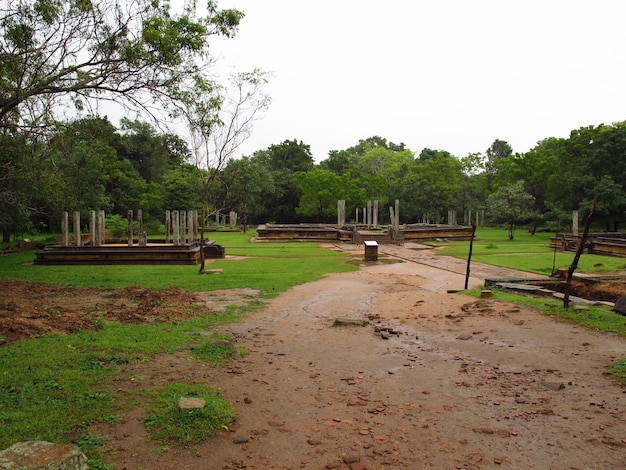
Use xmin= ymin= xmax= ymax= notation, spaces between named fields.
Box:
xmin=432 ymin=226 xmax=626 ymax=275
xmin=0 ymin=229 xmax=357 ymax=295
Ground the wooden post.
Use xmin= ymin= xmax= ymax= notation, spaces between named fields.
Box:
xmin=564 ymin=201 xmax=596 ymax=308
xmin=61 ymin=211 xmax=69 ymax=246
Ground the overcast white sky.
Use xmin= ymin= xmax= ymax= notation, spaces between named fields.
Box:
xmin=211 ymin=1 xmax=626 ymax=162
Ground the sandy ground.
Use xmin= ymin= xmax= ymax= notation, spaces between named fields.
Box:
xmin=90 ymin=244 xmax=626 ymax=470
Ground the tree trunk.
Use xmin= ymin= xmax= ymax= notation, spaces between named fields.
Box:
xmin=198 ymin=207 xmax=206 ymax=274
xmin=2 ymin=228 xmax=10 ymax=244
xmin=563 ymin=200 xmax=596 ymax=308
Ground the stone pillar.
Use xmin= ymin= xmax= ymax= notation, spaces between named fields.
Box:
xmin=216 ymin=211 xmax=220 ymax=225
xmin=73 ymin=211 xmax=81 ymax=247
xmin=337 ymin=200 xmax=345 ymax=227
xmin=389 ymin=206 xmax=395 ymax=227
xmin=188 ymin=210 xmax=194 ymax=243
xmin=89 ymin=211 xmax=96 ymax=246
xmin=127 ymin=210 xmax=134 ymax=246
xmin=180 ymin=210 xmax=187 ymax=245
xmin=165 ymin=210 xmax=171 ymax=244
xmin=137 ymin=209 xmax=144 ymax=246
xmin=172 ymin=210 xmax=180 ymax=246
xmin=229 ymin=211 xmax=237 ymax=228
xmin=373 ymin=200 xmax=378 ymax=228
xmin=61 ymin=211 xmax=69 ymax=246
xmin=366 ymin=200 xmax=372 ymax=228
xmin=394 ymin=200 xmax=400 ymax=230
xmin=193 ymin=210 xmax=199 ymax=243
xmin=573 ymin=210 xmax=579 ymax=235
xmin=355 ymin=207 xmax=359 ymax=224
xmin=97 ymin=210 xmax=105 ymax=246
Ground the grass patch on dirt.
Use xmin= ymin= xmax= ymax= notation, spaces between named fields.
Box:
xmin=0 ymin=230 xmax=357 ymax=295
xmin=144 ymin=383 xmax=235 ymax=447
xmin=0 ymin=300 xmax=261 ymax=464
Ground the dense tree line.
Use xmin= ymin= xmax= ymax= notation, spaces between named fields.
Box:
xmin=3 ymin=116 xmax=626 ymax=243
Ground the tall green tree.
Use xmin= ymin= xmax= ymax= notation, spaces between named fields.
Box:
xmin=292 ymin=169 xmax=343 ymax=222
xmin=255 ymin=139 xmax=314 ymax=223
xmin=486 ymin=180 xmax=536 ymax=239
xmin=220 ymin=156 xmax=275 ymax=227
xmin=485 ymin=139 xmax=513 ymax=190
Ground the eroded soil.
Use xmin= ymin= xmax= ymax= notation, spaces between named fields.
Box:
xmin=2 ymin=244 xmax=626 ymax=469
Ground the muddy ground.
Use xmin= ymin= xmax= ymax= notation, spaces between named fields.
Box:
xmin=1 ymin=244 xmax=626 ymax=469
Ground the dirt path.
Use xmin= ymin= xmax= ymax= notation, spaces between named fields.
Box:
xmin=101 ymin=245 xmax=626 ymax=470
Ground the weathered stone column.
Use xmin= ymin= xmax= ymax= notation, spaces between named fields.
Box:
xmin=193 ymin=210 xmax=199 ymax=242
xmin=97 ymin=210 xmax=105 ymax=246
xmin=573 ymin=210 xmax=579 ymax=235
xmin=73 ymin=211 xmax=81 ymax=247
xmin=127 ymin=210 xmax=134 ymax=246
xmin=337 ymin=200 xmax=345 ymax=227
xmin=137 ymin=209 xmax=144 ymax=246
xmin=89 ymin=211 xmax=96 ymax=246
xmin=389 ymin=206 xmax=395 ymax=228
xmin=366 ymin=200 xmax=372 ymax=228
xmin=172 ymin=210 xmax=180 ymax=246
xmin=229 ymin=210 xmax=237 ymax=228
xmin=373 ymin=200 xmax=378 ymax=229
xmin=394 ymin=200 xmax=400 ymax=230
xmin=61 ymin=211 xmax=69 ymax=246
xmin=180 ymin=210 xmax=187 ymax=245
xmin=165 ymin=210 xmax=171 ymax=244
xmin=187 ymin=210 xmax=194 ymax=243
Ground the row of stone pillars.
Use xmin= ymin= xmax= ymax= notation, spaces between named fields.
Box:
xmin=337 ymin=199 xmax=400 ymax=230
xmin=61 ymin=209 xmax=201 ymax=247
xmin=61 ymin=211 xmax=106 ymax=247
xmin=165 ymin=210 xmax=199 ymax=246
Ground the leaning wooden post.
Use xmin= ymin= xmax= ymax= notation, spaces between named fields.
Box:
xmin=61 ymin=211 xmax=69 ymax=246
xmin=73 ymin=211 xmax=81 ymax=247
xmin=563 ymin=200 xmax=596 ymax=308
xmin=127 ymin=210 xmax=134 ymax=246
